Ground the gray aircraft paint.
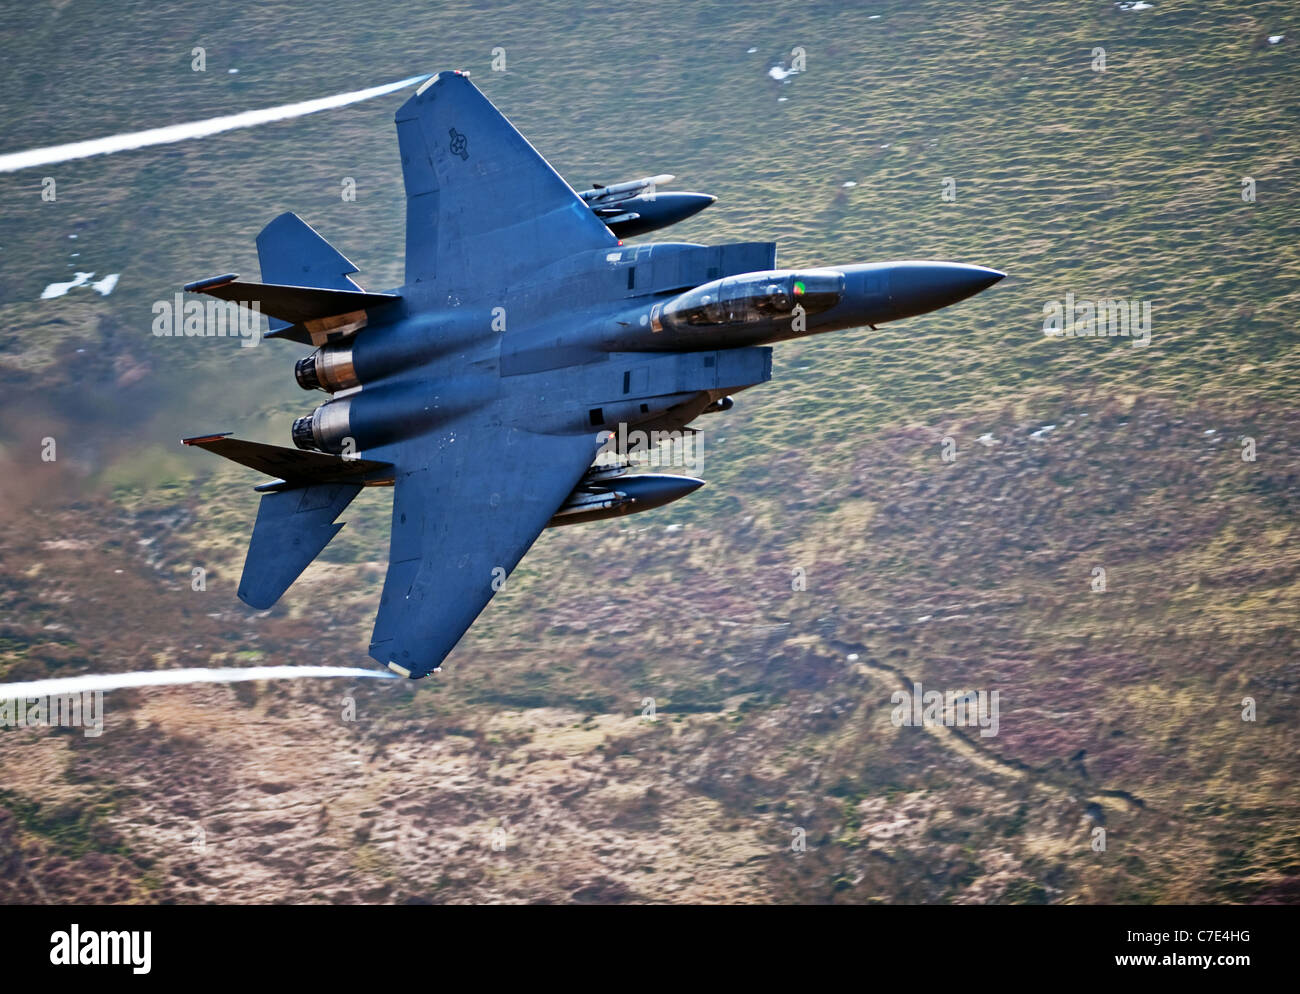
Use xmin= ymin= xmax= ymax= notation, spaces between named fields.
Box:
xmin=185 ymin=71 xmax=1003 ymax=679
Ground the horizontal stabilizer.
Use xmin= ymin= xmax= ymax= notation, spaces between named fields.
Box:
xmin=183 ymin=276 xmax=398 ymax=328
xmin=238 ymin=482 xmax=364 ymax=609
xmin=182 ymin=433 xmax=392 ymax=489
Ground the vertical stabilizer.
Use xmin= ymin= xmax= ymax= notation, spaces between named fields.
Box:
xmin=238 ymin=482 xmax=364 ymax=609
xmin=255 ymin=213 xmax=365 ymax=331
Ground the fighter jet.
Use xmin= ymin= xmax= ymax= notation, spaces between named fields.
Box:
xmin=183 ymin=70 xmax=1003 ymax=679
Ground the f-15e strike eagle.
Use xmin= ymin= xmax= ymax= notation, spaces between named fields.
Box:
xmin=183 ymin=70 xmax=1003 ymax=679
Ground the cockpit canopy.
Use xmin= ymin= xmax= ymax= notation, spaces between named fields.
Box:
xmin=661 ymin=269 xmax=845 ymax=328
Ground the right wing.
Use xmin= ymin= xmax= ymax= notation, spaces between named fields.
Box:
xmin=395 ymin=70 xmax=616 ymax=290
xmin=369 ymin=422 xmax=603 ymax=678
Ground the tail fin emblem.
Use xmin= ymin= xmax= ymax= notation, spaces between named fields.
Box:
xmin=448 ymin=127 xmax=469 ymax=160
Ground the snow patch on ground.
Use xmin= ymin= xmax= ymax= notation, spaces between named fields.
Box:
xmin=41 ymin=270 xmax=120 ymax=299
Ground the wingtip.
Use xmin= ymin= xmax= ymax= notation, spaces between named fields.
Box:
xmin=416 ymin=69 xmax=471 ymax=96
xmin=182 ymin=273 xmax=239 ymax=294
xmin=386 ymin=661 xmax=429 ymax=680
xmin=182 ymin=432 xmax=232 ymax=447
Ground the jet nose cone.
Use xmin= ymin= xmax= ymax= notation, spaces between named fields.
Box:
xmin=671 ymin=192 xmax=716 ymax=218
xmin=887 ymin=262 xmax=1005 ymax=320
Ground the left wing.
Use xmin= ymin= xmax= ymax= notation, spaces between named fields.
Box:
xmin=369 ymin=423 xmax=603 ymax=678
xmin=395 ymin=70 xmax=616 ymax=290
